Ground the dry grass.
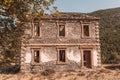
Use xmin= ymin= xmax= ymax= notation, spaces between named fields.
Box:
xmin=0 ymin=64 xmax=120 ymax=80
xmin=77 ymin=71 xmax=85 ymax=76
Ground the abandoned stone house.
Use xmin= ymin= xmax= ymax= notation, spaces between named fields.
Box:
xmin=20 ymin=13 xmax=101 ymax=72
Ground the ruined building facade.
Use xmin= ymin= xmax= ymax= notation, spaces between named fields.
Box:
xmin=20 ymin=13 xmax=101 ymax=72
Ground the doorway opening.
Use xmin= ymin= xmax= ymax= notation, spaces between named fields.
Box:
xmin=83 ymin=50 xmax=92 ymax=68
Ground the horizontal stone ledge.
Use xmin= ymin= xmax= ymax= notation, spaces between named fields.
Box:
xmin=23 ymin=43 xmax=100 ymax=46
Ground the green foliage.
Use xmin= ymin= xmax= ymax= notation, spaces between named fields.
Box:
xmin=0 ymin=0 xmax=57 ymax=21
xmin=89 ymin=7 xmax=120 ymax=64
xmin=0 ymin=18 xmax=23 ymax=66
xmin=0 ymin=0 xmax=57 ymax=73
xmin=0 ymin=64 xmax=20 ymax=74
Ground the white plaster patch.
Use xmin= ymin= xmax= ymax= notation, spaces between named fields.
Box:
xmin=25 ymin=47 xmax=31 ymax=63
xmin=41 ymin=52 xmax=55 ymax=62
xmin=67 ymin=50 xmax=80 ymax=63
xmin=93 ymin=50 xmax=98 ymax=66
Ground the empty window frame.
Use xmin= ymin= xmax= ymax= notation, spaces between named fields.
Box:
xmin=59 ymin=25 xmax=65 ymax=37
xmin=32 ymin=23 xmax=41 ymax=37
xmin=34 ymin=50 xmax=40 ymax=63
xmin=58 ymin=49 xmax=66 ymax=63
xmin=82 ymin=24 xmax=91 ymax=38
xmin=83 ymin=50 xmax=92 ymax=68
xmin=31 ymin=48 xmax=40 ymax=64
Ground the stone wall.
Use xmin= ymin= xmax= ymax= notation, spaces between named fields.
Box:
xmin=21 ymin=13 xmax=101 ymax=72
xmin=23 ymin=45 xmax=99 ymax=72
xmin=29 ymin=20 xmax=98 ymax=44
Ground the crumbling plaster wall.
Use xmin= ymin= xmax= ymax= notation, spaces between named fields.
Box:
xmin=40 ymin=46 xmax=57 ymax=62
xmin=24 ymin=46 xmax=99 ymax=72
xmin=24 ymin=46 xmax=81 ymax=71
xmin=67 ymin=46 xmax=81 ymax=63
xmin=25 ymin=46 xmax=81 ymax=64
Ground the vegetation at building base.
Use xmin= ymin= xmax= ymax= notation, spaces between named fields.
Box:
xmin=89 ymin=7 xmax=120 ymax=64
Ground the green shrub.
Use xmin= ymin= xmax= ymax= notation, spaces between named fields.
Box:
xmin=0 ymin=65 xmax=20 ymax=74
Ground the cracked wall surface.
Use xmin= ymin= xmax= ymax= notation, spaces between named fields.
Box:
xmin=21 ymin=13 xmax=101 ymax=72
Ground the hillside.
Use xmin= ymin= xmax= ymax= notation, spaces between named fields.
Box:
xmin=88 ymin=7 xmax=120 ymax=63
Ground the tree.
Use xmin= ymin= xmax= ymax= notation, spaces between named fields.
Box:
xmin=0 ymin=0 xmax=57 ymax=72
xmin=89 ymin=8 xmax=120 ymax=64
xmin=0 ymin=0 xmax=57 ymax=21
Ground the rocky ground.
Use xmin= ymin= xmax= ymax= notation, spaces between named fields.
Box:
xmin=0 ymin=64 xmax=120 ymax=80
